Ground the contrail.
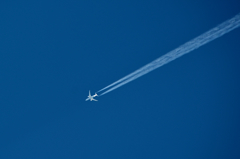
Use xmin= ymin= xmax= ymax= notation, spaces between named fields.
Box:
xmin=98 ymin=13 xmax=240 ymax=96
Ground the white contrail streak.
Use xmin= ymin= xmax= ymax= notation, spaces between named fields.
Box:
xmin=98 ymin=13 xmax=240 ymax=96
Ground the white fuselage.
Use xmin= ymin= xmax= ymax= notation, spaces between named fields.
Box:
xmin=85 ymin=93 xmax=98 ymax=101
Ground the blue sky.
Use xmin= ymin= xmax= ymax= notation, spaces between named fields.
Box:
xmin=0 ymin=0 xmax=240 ymax=158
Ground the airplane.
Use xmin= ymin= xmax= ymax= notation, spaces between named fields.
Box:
xmin=85 ymin=90 xmax=98 ymax=101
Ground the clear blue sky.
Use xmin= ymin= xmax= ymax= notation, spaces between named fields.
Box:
xmin=1 ymin=0 xmax=240 ymax=158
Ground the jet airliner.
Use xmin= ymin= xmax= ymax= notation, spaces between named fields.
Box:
xmin=86 ymin=90 xmax=98 ymax=101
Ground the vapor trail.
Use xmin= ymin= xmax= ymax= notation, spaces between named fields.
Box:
xmin=98 ymin=13 xmax=240 ymax=96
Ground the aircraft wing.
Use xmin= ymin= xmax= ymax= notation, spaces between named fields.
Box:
xmin=89 ymin=90 xmax=91 ymax=96
xmin=92 ymin=98 xmax=98 ymax=101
